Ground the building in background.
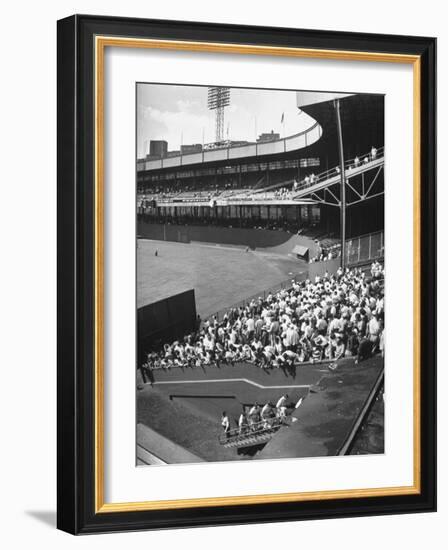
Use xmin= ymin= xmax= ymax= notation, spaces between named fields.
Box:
xmin=149 ymin=140 xmax=168 ymax=158
xmin=165 ymin=150 xmax=181 ymax=158
xmin=181 ymin=143 xmax=203 ymax=155
xmin=257 ymin=130 xmax=280 ymax=143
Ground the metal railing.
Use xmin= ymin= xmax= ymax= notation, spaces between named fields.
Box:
xmin=292 ymin=146 xmax=384 ymax=194
xmin=137 ymin=146 xmax=384 ymax=209
xmin=219 ymin=416 xmax=285 ymax=446
xmin=311 ymin=230 xmax=384 ymax=267
xmin=345 ymin=230 xmax=384 ymax=265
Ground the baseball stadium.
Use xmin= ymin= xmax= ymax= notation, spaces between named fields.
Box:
xmin=136 ymin=88 xmax=385 ymax=465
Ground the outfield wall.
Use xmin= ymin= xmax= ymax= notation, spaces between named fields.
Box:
xmin=308 ymin=258 xmax=341 ymax=279
xmin=137 ymin=220 xmax=320 ymax=256
xmin=137 ymin=289 xmax=197 ymax=365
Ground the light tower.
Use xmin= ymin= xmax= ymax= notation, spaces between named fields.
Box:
xmin=207 ymin=87 xmax=230 ymax=144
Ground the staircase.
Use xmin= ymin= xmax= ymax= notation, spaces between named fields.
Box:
xmin=219 ymin=418 xmax=286 ymax=449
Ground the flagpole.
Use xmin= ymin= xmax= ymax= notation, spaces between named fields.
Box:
xmin=180 ymin=131 xmax=183 ymax=165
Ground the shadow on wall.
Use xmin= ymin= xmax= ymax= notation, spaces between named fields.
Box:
xmin=137 ymin=221 xmax=320 ymax=256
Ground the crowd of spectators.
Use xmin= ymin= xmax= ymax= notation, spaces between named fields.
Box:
xmin=310 ymin=240 xmax=342 ymax=263
xmin=350 ymin=146 xmax=378 ymax=171
xmin=141 ymin=263 xmax=385 ymax=380
xmin=139 ymin=147 xmax=380 ymax=206
xmin=272 ymin=187 xmax=293 ymax=200
xmin=299 ymin=173 xmax=319 ymax=189
xmin=138 ymin=211 xmax=312 ymax=235
xmin=138 ymin=176 xmax=245 ymax=201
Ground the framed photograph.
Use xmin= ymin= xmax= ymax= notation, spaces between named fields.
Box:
xmin=57 ymin=15 xmax=436 ymax=534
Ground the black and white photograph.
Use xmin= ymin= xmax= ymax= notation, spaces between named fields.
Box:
xmin=136 ymin=84 xmax=385 ymax=465
xmin=0 ymin=0 xmax=440 ymax=542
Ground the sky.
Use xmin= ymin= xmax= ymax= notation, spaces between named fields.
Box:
xmin=136 ymin=83 xmax=317 ymax=159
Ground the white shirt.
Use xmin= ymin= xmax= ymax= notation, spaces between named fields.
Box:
xmin=261 ymin=404 xmax=271 ymax=417
xmin=368 ymin=317 xmax=380 ymax=336
xmin=246 ymin=318 xmax=255 ymax=332
xmin=276 ymin=396 xmax=287 ymax=409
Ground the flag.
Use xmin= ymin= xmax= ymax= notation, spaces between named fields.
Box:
xmin=280 ymin=112 xmax=284 ymax=123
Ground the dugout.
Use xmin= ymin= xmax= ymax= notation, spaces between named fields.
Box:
xmin=292 ymin=244 xmax=309 ymax=261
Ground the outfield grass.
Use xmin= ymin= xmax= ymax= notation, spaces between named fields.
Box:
xmin=137 ymin=239 xmax=307 ymax=318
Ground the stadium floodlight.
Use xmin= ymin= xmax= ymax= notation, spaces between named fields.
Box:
xmin=207 ymin=87 xmax=230 ymax=143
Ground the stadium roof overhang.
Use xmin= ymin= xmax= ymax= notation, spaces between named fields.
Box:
xmin=298 ymin=93 xmax=384 ymax=166
xmin=296 ymin=92 xmax=354 ymax=108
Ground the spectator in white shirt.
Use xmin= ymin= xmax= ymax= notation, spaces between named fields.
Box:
xmin=276 ymin=394 xmax=288 ymax=420
xmin=238 ymin=410 xmax=248 ymax=434
xmin=221 ymin=412 xmax=230 ymax=438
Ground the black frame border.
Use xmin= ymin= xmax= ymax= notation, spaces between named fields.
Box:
xmin=57 ymin=14 xmax=436 ymax=534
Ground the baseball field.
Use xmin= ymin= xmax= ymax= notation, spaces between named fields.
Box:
xmin=137 ymin=238 xmax=308 ymax=318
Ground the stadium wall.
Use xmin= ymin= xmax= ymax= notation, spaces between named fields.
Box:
xmin=137 ymin=289 xmax=197 ymax=365
xmin=308 ymin=258 xmax=341 ymax=279
xmin=137 ymin=220 xmax=320 ymax=255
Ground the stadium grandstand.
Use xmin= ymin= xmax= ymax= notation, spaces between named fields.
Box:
xmin=136 ymin=88 xmax=385 ymax=465
xmin=137 ymin=93 xmax=383 ymax=245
